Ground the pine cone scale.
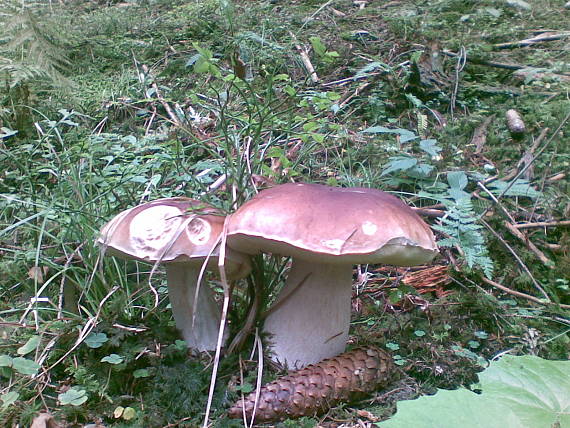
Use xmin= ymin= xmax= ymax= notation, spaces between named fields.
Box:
xmin=228 ymin=347 xmax=395 ymax=422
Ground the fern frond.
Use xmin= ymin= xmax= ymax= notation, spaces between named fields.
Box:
xmin=0 ymin=4 xmax=71 ymax=89
xmin=434 ymin=198 xmax=494 ymax=278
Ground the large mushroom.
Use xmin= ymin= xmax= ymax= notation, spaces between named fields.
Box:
xmin=97 ymin=197 xmax=250 ymax=352
xmin=226 ymin=183 xmax=438 ymax=368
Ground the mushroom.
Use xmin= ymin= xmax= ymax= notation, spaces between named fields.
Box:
xmin=97 ymin=197 xmax=250 ymax=352
xmin=225 ymin=183 xmax=438 ymax=368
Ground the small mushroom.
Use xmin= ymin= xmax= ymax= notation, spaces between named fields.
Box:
xmin=98 ymin=197 xmax=250 ymax=352
xmin=226 ymin=183 xmax=437 ymax=368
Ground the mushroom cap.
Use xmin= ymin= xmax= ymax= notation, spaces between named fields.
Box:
xmin=226 ymin=183 xmax=438 ymax=266
xmin=98 ymin=197 xmax=250 ymax=278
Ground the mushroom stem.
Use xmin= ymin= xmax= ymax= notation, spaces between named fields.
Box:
xmin=263 ymin=259 xmax=353 ymax=368
xmin=165 ymin=265 xmax=225 ymax=352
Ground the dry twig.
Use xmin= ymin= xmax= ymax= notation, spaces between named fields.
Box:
xmin=140 ymin=64 xmax=183 ymax=127
xmin=513 ymin=220 xmax=570 ymax=229
xmin=471 ymin=115 xmax=495 ymax=154
xmin=289 ymin=32 xmax=319 ymax=83
xmin=494 ymin=31 xmax=570 ymax=49
xmin=481 ymin=277 xmax=570 ymax=310
xmin=480 ymin=219 xmax=550 ymax=301
xmin=503 ymin=221 xmax=552 ymax=267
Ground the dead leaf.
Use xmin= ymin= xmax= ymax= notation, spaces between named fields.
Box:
xmin=28 ymin=266 xmax=49 ymax=284
xmin=30 ymin=413 xmax=62 ymax=428
xmin=356 ymin=408 xmax=380 ymax=422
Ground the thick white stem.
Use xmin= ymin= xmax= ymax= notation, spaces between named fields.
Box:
xmin=165 ymin=265 xmax=225 ymax=352
xmin=263 ymin=259 xmax=352 ymax=368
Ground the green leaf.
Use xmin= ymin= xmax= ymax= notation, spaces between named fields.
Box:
xmin=133 ymin=368 xmax=150 ymax=378
xmin=311 ymin=133 xmax=325 ymax=144
xmin=361 ymin=126 xmax=418 ymax=143
xmin=0 ymin=355 xmax=13 ymax=367
xmin=59 ymin=387 xmax=88 ymax=406
xmin=12 ymin=357 xmax=40 ymax=376
xmin=378 ymin=355 xmax=570 ymax=428
xmin=17 ymin=335 xmax=40 ymax=356
xmin=101 ymin=354 xmax=124 ymax=364
xmin=1 ymin=391 xmax=19 ymax=408
xmin=487 ymin=179 xmax=541 ymax=198
xmin=237 ymin=383 xmax=254 ymax=394
xmin=309 ymin=36 xmax=327 ymax=57
xmin=382 ymin=156 xmax=418 ymax=176
xmin=419 ymin=139 xmax=442 ymax=157
xmin=84 ymin=332 xmax=108 ymax=349
xmin=447 ymin=171 xmax=468 ymax=190
xmin=0 ymin=127 xmax=18 ymax=139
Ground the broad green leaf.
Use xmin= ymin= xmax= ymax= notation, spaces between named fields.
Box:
xmin=447 ymin=171 xmax=468 ymax=190
xmin=59 ymin=387 xmax=88 ymax=406
xmin=309 ymin=36 xmax=327 ymax=57
xmin=84 ymin=332 xmax=108 ymax=349
xmin=487 ymin=179 xmax=541 ymax=198
xmin=12 ymin=357 xmax=40 ymax=376
xmin=381 ymin=156 xmax=417 ymax=176
xmin=0 ymin=355 xmax=13 ymax=367
xmin=378 ymin=355 xmax=570 ymax=428
xmin=101 ymin=354 xmax=124 ymax=364
xmin=419 ymin=139 xmax=442 ymax=157
xmin=311 ymin=133 xmax=325 ymax=144
xmin=386 ymin=342 xmax=400 ymax=351
xmin=133 ymin=368 xmax=150 ymax=378
xmin=1 ymin=391 xmax=19 ymax=408
xmin=361 ymin=126 xmax=418 ymax=143
xmin=17 ymin=335 xmax=40 ymax=356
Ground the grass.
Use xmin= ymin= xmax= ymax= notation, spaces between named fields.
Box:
xmin=1 ymin=0 xmax=569 ymax=426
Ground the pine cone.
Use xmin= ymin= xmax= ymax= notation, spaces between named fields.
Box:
xmin=228 ymin=347 xmax=395 ymax=422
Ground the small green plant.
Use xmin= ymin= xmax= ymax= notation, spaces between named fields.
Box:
xmin=309 ymin=36 xmax=339 ymax=65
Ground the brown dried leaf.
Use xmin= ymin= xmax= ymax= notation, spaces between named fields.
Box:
xmin=28 ymin=266 xmax=49 ymax=284
xmin=30 ymin=413 xmax=62 ymax=428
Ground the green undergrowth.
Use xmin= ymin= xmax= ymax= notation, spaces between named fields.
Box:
xmin=1 ymin=0 xmax=569 ymax=426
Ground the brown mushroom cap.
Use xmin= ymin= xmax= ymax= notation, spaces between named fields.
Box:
xmin=98 ymin=197 xmax=250 ymax=278
xmin=226 ymin=182 xmax=437 ymax=265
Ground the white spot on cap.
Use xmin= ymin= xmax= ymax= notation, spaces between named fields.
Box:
xmin=186 ymin=217 xmax=211 ymax=245
xmin=129 ymin=206 xmax=182 ymax=258
xmin=362 ymin=221 xmax=377 ymax=236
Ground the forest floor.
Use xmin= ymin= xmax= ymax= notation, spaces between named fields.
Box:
xmin=1 ymin=0 xmax=569 ymax=427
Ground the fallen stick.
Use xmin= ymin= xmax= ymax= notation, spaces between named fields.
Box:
xmin=513 ymin=220 xmax=570 ymax=229
xmin=481 ymin=219 xmax=550 ymax=301
xmin=289 ymin=32 xmax=319 ymax=83
xmin=494 ymin=32 xmax=570 ymax=49
xmin=141 ymin=64 xmax=183 ymax=127
xmin=504 ymin=221 xmax=552 ymax=267
xmin=472 ymin=114 xmax=495 ymax=154
xmin=481 ymin=277 xmax=570 ymax=310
